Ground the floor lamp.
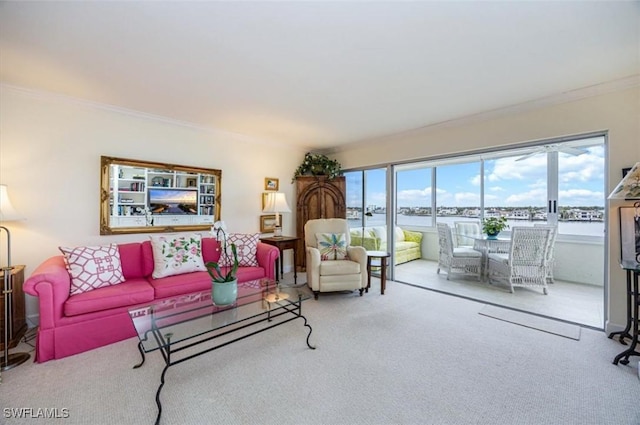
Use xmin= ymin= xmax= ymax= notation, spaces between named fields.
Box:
xmin=1 ymin=184 xmax=30 ymax=371
xmin=262 ymin=192 xmax=291 ymax=237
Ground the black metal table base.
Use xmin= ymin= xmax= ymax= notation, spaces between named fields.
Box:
xmin=608 ymin=268 xmax=639 ymax=366
xmin=134 ymin=302 xmax=314 ymax=425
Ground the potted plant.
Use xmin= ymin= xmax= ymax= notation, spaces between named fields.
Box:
xmin=292 ymin=152 xmax=342 ymax=183
xmin=205 ymin=221 xmax=239 ymax=305
xmin=482 ymin=216 xmax=508 ymax=240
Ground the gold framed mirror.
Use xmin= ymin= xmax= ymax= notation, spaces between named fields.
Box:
xmin=100 ymin=156 xmax=221 ymax=235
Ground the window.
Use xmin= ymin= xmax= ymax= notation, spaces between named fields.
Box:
xmin=345 ymin=168 xmax=387 ymax=245
xmin=348 ymin=135 xmax=605 ymax=238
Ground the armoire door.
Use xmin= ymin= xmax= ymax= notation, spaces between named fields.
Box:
xmin=295 ymin=176 xmax=346 ymax=270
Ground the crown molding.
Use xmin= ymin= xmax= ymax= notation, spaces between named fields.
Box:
xmin=0 ymin=83 xmax=298 ymax=150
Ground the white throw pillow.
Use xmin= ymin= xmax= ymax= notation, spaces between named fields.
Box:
xmin=218 ymin=233 xmax=260 ymax=267
xmin=150 ymin=233 xmax=206 ymax=279
xmin=316 ymin=233 xmax=348 ymax=260
xmin=60 ymin=244 xmax=125 ymax=296
xmin=395 ymin=226 xmax=405 ymax=242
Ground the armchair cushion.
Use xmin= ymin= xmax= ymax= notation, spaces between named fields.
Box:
xmin=316 ymin=233 xmax=348 ymax=260
xmin=319 ymin=260 xmax=361 ymax=276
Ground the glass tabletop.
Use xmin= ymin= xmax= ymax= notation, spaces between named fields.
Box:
xmin=620 ymin=260 xmax=640 ymax=272
xmin=128 ymin=278 xmax=312 ymax=352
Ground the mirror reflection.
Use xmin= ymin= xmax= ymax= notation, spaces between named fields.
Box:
xmin=100 ymin=156 xmax=221 ymax=235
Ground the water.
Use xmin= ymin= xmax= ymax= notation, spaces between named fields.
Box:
xmin=350 ymin=214 xmax=604 ymax=237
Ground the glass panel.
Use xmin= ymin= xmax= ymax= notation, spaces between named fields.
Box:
xmin=364 ymin=168 xmax=387 ymax=228
xmin=482 ymin=153 xmax=547 ymax=230
xmin=435 ymin=162 xmax=481 ymax=227
xmin=345 ymin=170 xmax=364 ymax=243
xmin=557 ymin=141 xmax=605 ymax=236
xmin=396 ymin=167 xmax=432 ymax=227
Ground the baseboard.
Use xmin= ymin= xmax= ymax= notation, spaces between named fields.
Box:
xmin=604 ymin=320 xmax=626 ymax=336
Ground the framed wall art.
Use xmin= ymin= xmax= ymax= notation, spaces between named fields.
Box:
xmin=619 ymin=202 xmax=640 ymax=266
xmin=260 ymin=214 xmax=281 ymax=233
xmin=264 ymin=177 xmax=279 ymax=191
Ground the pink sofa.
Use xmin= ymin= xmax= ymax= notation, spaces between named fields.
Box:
xmin=23 ymin=237 xmax=279 ymax=363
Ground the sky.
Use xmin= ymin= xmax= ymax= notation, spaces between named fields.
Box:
xmin=347 ymin=140 xmax=606 ymax=209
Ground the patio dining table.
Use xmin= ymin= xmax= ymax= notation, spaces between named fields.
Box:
xmin=471 ymin=236 xmax=511 ymax=280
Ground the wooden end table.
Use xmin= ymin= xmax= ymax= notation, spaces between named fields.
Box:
xmin=366 ymin=251 xmax=390 ymax=295
xmin=259 ymin=236 xmax=299 ymax=284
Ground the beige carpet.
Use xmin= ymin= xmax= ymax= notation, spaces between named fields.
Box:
xmin=1 ymin=280 xmax=638 ymax=425
xmin=479 ymin=305 xmax=582 ymax=340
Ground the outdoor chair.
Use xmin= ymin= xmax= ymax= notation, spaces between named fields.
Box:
xmin=534 ymin=223 xmax=558 ymax=284
xmin=454 ymin=220 xmax=482 ymax=248
xmin=487 ymin=226 xmax=552 ymax=294
xmin=436 ymin=223 xmax=482 ymax=280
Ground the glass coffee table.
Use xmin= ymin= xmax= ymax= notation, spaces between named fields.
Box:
xmin=128 ymin=278 xmax=314 ymax=425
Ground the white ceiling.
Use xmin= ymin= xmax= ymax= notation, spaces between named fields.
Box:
xmin=1 ymin=1 xmax=638 ymax=150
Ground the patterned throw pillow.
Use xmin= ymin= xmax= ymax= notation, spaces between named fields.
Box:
xmin=218 ymin=233 xmax=259 ymax=267
xmin=150 ymin=233 xmax=206 ymax=279
xmin=316 ymin=233 xmax=348 ymax=260
xmin=59 ymin=244 xmax=125 ymax=296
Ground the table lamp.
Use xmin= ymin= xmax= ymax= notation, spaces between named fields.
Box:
xmin=262 ymin=192 xmax=291 ymax=237
xmin=0 ymin=184 xmax=30 ymax=370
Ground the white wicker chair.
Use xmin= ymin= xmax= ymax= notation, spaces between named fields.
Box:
xmin=534 ymin=223 xmax=557 ymax=284
xmin=454 ymin=220 xmax=481 ymax=248
xmin=436 ymin=223 xmax=482 ymax=280
xmin=487 ymin=226 xmax=552 ymax=294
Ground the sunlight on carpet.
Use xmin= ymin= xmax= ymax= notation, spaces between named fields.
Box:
xmin=479 ymin=305 xmax=581 ymax=340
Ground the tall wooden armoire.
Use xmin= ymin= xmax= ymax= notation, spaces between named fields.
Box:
xmin=295 ymin=176 xmax=346 ymax=270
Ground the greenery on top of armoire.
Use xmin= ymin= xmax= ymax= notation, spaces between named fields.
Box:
xmin=292 ymin=152 xmax=342 ymax=182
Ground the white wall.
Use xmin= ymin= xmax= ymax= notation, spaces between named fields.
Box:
xmin=332 ymin=85 xmax=640 ymax=331
xmin=0 ymin=85 xmax=305 ymax=320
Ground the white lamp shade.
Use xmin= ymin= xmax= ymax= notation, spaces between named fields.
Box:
xmin=608 ymin=162 xmax=640 ymax=199
xmin=0 ymin=184 xmax=23 ymax=222
xmin=262 ymin=192 xmax=292 ymax=214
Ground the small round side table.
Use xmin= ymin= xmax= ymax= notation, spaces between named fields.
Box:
xmin=366 ymin=251 xmax=391 ymax=295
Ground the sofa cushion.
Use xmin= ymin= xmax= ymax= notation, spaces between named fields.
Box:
xmin=316 ymin=233 xmax=348 ymax=260
xmin=149 ymin=271 xmax=213 ymax=299
xmin=118 ymin=242 xmax=145 ymax=279
xmin=396 ymin=241 xmax=419 ymax=251
xmin=64 ymin=277 xmax=154 ymax=316
xmin=219 ymin=233 xmax=259 ymax=267
xmin=403 ymin=230 xmax=423 ymax=244
xmin=60 ymin=244 xmax=125 ymax=296
xmin=150 ymin=233 xmax=206 ymax=279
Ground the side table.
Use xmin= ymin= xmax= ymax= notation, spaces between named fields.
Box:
xmin=608 ymin=261 xmax=640 ymax=365
xmin=1 ymin=264 xmax=30 ymax=371
xmin=366 ymin=251 xmax=390 ymax=295
xmin=259 ymin=236 xmax=299 ymax=285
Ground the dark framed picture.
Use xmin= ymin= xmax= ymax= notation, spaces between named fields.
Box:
xmin=619 ymin=204 xmax=640 ymax=265
xmin=264 ymin=177 xmax=279 ymax=191
xmin=260 ymin=214 xmax=280 ymax=233
xmin=186 ymin=177 xmax=197 ymax=188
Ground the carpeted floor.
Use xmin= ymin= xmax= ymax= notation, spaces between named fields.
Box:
xmin=478 ymin=305 xmax=582 ymax=340
xmin=1 ymin=280 xmax=638 ymax=425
